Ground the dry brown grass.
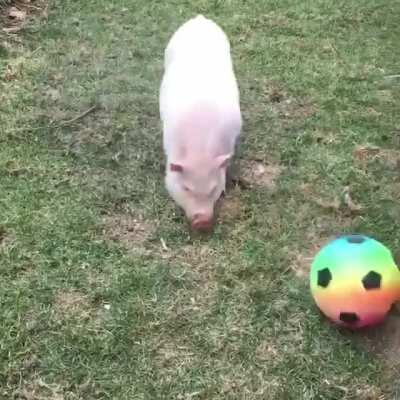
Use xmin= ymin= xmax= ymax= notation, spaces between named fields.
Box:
xmin=353 ymin=144 xmax=400 ymax=170
xmin=1 ymin=0 xmax=48 ymax=34
xmin=239 ymin=160 xmax=283 ymax=191
xmin=54 ymin=290 xmax=91 ymax=320
xmin=359 ymin=308 xmax=400 ymax=372
xmin=101 ymin=213 xmax=155 ymax=254
xmin=218 ymin=188 xmax=243 ymax=223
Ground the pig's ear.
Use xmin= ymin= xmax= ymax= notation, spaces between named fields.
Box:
xmin=216 ymin=154 xmax=232 ymax=169
xmin=170 ymin=163 xmax=183 ymax=173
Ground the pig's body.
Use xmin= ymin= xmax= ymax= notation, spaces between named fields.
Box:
xmin=160 ymin=15 xmax=242 ymax=230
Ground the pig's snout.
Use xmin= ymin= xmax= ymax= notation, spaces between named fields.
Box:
xmin=191 ymin=213 xmax=213 ymax=231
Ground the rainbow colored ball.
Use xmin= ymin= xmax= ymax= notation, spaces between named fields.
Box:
xmin=310 ymin=234 xmax=400 ymax=328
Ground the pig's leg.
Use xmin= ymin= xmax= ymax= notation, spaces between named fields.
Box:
xmin=226 ymin=136 xmax=241 ymax=191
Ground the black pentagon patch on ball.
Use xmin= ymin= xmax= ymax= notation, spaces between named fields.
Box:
xmin=339 ymin=312 xmax=359 ymax=324
xmin=362 ymin=271 xmax=381 ymax=290
xmin=346 ymin=234 xmax=366 ymax=244
xmin=317 ymin=268 xmax=332 ymax=288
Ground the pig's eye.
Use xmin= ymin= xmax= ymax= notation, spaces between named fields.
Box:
xmin=182 ymin=185 xmax=191 ymax=192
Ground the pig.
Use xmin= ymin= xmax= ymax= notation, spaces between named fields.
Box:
xmin=160 ymin=15 xmax=242 ymax=231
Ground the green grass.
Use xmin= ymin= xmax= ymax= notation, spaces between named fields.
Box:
xmin=1 ymin=0 xmax=400 ymax=398
xmin=0 ymin=0 xmax=12 ymax=8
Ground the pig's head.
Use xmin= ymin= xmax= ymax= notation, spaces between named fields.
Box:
xmin=165 ymin=154 xmax=231 ymax=231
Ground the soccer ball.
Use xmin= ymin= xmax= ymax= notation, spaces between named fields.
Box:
xmin=310 ymin=234 xmax=400 ymax=328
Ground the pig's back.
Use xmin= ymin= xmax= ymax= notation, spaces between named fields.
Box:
xmin=164 ymin=15 xmax=230 ymax=69
xmin=160 ymin=15 xmax=240 ymax=119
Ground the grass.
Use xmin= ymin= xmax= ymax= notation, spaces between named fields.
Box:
xmin=0 ymin=0 xmax=12 ymax=8
xmin=1 ymin=0 xmax=400 ymax=398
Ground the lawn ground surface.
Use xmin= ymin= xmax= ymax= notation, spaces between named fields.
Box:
xmin=1 ymin=0 xmax=400 ymax=399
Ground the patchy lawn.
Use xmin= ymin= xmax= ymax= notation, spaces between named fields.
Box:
xmin=1 ymin=0 xmax=400 ymax=398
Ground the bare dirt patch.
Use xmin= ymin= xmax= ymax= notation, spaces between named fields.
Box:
xmin=266 ymin=82 xmax=287 ymax=104
xmin=357 ymin=308 xmax=400 ymax=374
xmin=291 ymin=246 xmax=324 ymax=279
xmin=289 ymin=208 xmax=357 ymax=279
xmin=152 ymin=338 xmax=196 ymax=371
xmin=218 ymin=187 xmax=243 ymax=224
xmin=256 ymin=81 xmax=316 ymax=124
xmin=301 ymin=183 xmax=363 ymax=215
xmin=102 ymin=213 xmax=155 ymax=253
xmin=280 ymin=99 xmax=315 ymax=120
xmin=354 ymin=144 xmax=400 ymax=170
xmin=238 ymin=160 xmax=283 ymax=191
xmin=5 ymin=351 xmax=86 ymax=400
xmin=270 ymin=95 xmax=315 ymax=122
xmin=54 ymin=287 xmax=110 ymax=330
xmin=54 ymin=290 xmax=91 ymax=320
xmin=290 ymin=234 xmax=335 ymax=279
xmin=161 ymin=243 xmax=217 ymax=281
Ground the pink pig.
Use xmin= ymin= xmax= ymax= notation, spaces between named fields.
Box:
xmin=160 ymin=15 xmax=242 ymax=231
